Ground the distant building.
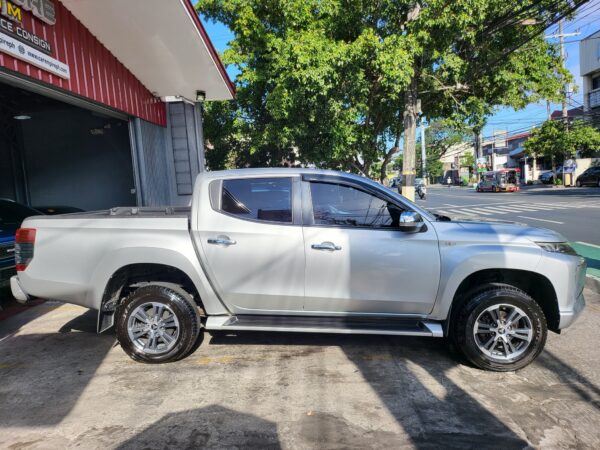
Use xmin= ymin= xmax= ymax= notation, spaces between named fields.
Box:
xmin=580 ymin=30 xmax=600 ymax=128
xmin=483 ymin=131 xmax=530 ymax=171
xmin=550 ymin=107 xmax=584 ymax=122
xmin=439 ymin=142 xmax=474 ymax=183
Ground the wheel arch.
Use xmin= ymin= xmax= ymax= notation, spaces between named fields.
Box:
xmin=448 ymin=269 xmax=560 ymax=333
xmin=97 ymin=263 xmax=210 ymax=333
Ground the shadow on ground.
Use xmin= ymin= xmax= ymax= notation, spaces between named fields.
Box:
xmin=116 ymin=405 xmax=281 ymax=449
xmin=210 ymin=332 xmax=528 ymax=448
xmin=0 ymin=308 xmax=115 ymax=427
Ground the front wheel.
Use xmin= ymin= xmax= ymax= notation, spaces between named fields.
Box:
xmin=451 ymin=283 xmax=547 ymax=371
xmin=116 ymin=285 xmax=201 ymax=363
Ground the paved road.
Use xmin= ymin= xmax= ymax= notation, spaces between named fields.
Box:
xmin=414 ymin=185 xmax=600 ymax=279
xmin=415 ymin=185 xmax=600 ymax=245
xmin=1 ymin=296 xmax=599 ymax=449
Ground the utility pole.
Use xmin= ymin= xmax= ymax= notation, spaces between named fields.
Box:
xmin=420 ymin=120 xmax=427 ymax=184
xmin=559 ymin=20 xmax=569 ymax=123
xmin=545 ymin=22 xmax=580 ymax=186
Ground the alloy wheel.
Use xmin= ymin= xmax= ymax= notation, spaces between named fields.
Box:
xmin=127 ymin=302 xmax=180 ymax=354
xmin=472 ymin=303 xmax=533 ymax=362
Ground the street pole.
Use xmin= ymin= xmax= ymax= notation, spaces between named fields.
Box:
xmin=559 ymin=20 xmax=568 ymax=186
xmin=420 ymin=121 xmax=426 ymax=184
xmin=559 ymin=20 xmax=569 ymax=123
xmin=545 ymin=22 xmax=580 ymax=187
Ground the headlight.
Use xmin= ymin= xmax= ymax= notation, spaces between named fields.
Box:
xmin=535 ymin=242 xmax=577 ymax=256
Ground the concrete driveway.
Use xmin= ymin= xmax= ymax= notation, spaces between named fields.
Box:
xmin=1 ymin=288 xmax=599 ymax=449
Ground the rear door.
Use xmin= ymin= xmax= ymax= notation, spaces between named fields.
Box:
xmin=196 ymin=176 xmax=305 ymax=314
xmin=301 ymin=177 xmax=441 ymax=315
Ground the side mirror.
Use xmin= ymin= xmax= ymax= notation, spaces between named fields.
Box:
xmin=399 ymin=211 xmax=425 ymax=233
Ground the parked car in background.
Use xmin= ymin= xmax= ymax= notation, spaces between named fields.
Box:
xmin=575 ymin=166 xmax=600 ymax=187
xmin=10 ymin=169 xmax=586 ymax=371
xmin=539 ymin=167 xmax=563 ymax=184
xmin=0 ymin=200 xmax=42 ymax=288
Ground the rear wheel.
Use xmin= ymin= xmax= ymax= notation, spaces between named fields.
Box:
xmin=576 ymin=180 xmax=581 ymax=187
xmin=116 ymin=285 xmax=201 ymax=363
xmin=451 ymin=283 xmax=547 ymax=371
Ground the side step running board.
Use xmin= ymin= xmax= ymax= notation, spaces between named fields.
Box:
xmin=205 ymin=315 xmax=444 ymax=337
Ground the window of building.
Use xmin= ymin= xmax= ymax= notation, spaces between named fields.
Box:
xmin=310 ymin=182 xmax=403 ymax=228
xmin=221 ymin=177 xmax=293 ymax=223
xmin=592 ymin=75 xmax=600 ymax=91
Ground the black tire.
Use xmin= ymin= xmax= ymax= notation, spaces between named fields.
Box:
xmin=451 ymin=283 xmax=547 ymax=372
xmin=116 ymin=285 xmax=201 ymax=363
xmin=576 ymin=180 xmax=581 ymax=187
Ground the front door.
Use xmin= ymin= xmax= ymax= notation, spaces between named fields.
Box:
xmin=302 ymin=180 xmax=441 ymax=315
xmin=197 ymin=176 xmax=305 ymax=314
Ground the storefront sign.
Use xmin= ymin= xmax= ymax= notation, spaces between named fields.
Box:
xmin=476 ymin=157 xmax=488 ymax=173
xmin=1 ymin=0 xmax=54 ymax=54
xmin=0 ymin=16 xmax=51 ymax=53
xmin=1 ymin=0 xmax=55 ymax=26
xmin=0 ymin=31 xmax=69 ymax=78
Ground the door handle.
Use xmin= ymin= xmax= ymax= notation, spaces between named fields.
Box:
xmin=207 ymin=237 xmax=237 ymax=246
xmin=311 ymin=242 xmax=342 ymax=251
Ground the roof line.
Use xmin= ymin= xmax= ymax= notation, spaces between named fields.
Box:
xmin=182 ymin=0 xmax=236 ymax=98
xmin=581 ymin=28 xmax=600 ymax=41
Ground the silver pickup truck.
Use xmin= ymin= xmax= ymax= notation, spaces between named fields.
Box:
xmin=11 ymin=169 xmax=586 ymax=371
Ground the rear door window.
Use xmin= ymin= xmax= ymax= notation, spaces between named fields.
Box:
xmin=221 ymin=178 xmax=293 ymax=223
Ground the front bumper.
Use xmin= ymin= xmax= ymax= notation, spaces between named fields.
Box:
xmin=559 ymin=289 xmax=585 ymax=329
xmin=556 ymin=256 xmax=587 ymax=329
xmin=10 ymin=275 xmax=31 ymax=304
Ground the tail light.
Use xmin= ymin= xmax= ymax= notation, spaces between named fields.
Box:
xmin=15 ymin=228 xmax=36 ymax=271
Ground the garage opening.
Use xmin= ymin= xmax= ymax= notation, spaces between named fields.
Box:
xmin=0 ymin=82 xmax=137 ymax=211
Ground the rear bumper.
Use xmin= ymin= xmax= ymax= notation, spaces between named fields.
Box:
xmin=10 ymin=275 xmax=31 ymax=304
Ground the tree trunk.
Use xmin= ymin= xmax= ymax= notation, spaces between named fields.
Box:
xmin=402 ymin=76 xmax=418 ymax=201
xmin=379 ymin=146 xmax=399 ymax=183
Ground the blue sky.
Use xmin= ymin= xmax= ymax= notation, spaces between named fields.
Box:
xmin=200 ymin=2 xmax=600 ymax=142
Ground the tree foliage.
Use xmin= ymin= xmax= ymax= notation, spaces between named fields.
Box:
xmin=197 ymin=0 xmax=581 ymax=184
xmin=524 ymin=119 xmax=600 ymax=161
xmin=415 ymin=120 xmax=470 ymax=179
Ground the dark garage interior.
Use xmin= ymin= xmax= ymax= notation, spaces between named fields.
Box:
xmin=0 ymin=83 xmax=137 ymax=211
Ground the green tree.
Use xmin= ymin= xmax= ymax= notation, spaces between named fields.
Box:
xmin=461 ymin=153 xmax=475 ymax=173
xmin=198 ymin=0 xmax=582 ymax=198
xmin=416 ymin=120 xmax=470 ymax=180
xmin=524 ymin=119 xmax=600 ymax=170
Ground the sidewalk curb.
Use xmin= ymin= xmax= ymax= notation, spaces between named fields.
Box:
xmin=586 ymin=275 xmax=600 ymax=294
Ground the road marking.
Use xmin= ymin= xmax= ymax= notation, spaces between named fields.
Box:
xmin=444 ymin=203 xmax=461 ymax=207
xmin=474 ymin=207 xmax=507 ymax=214
xmin=452 ymin=210 xmax=477 ymax=216
xmin=576 ymin=241 xmax=600 ymax=249
xmin=461 ymin=208 xmax=493 ymax=215
xmin=491 ymin=206 xmax=533 ymax=212
xmin=517 ymin=216 xmax=564 ymax=224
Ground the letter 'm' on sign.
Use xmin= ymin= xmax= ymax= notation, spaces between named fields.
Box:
xmin=0 ymin=0 xmax=22 ymax=22
xmin=7 ymin=2 xmax=20 ymax=21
